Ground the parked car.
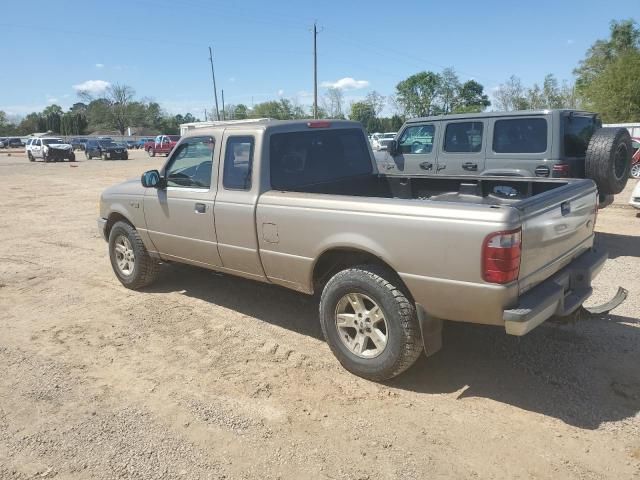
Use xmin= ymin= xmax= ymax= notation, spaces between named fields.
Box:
xmin=85 ymin=139 xmax=128 ymax=160
xmin=26 ymin=137 xmax=75 ymax=162
xmin=136 ymin=137 xmax=154 ymax=149
xmin=2 ymin=137 xmax=24 ymax=148
xmin=145 ymin=135 xmax=181 ymax=157
xmin=126 ymin=140 xmax=137 ymax=149
xmin=383 ymin=110 xmax=632 ymax=202
xmin=630 ymin=180 xmax=640 ymax=209
xmin=371 ymin=132 xmax=397 ymax=151
xmin=69 ymin=138 xmax=88 ymax=151
xmin=631 ymin=137 xmax=640 ymax=179
xmin=98 ymin=119 xmax=620 ymax=380
xmin=0 ymin=137 xmax=7 ymax=148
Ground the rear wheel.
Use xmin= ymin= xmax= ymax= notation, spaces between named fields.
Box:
xmin=102 ymin=152 xmax=108 ymax=161
xmin=28 ymin=152 xmax=34 ymax=162
xmin=148 ymin=148 xmax=155 ymax=157
xmin=319 ymin=265 xmax=422 ymax=381
xmin=631 ymin=162 xmax=640 ymax=179
xmin=108 ymin=221 xmax=160 ymax=289
xmin=585 ymin=127 xmax=632 ymax=195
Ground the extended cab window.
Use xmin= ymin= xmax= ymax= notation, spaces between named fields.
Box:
xmin=270 ymin=128 xmax=372 ymax=190
xmin=444 ymin=121 xmax=483 ymax=153
xmin=493 ymin=118 xmax=547 ymax=153
xmin=398 ymin=125 xmax=435 ymax=154
xmin=223 ymin=136 xmax=254 ymax=190
xmin=165 ymin=136 xmax=215 ymax=188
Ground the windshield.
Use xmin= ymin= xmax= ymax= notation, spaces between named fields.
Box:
xmin=43 ymin=139 xmax=63 ymax=145
xmin=99 ymin=141 xmax=118 ymax=148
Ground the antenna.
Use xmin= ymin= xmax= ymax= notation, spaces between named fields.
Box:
xmin=208 ymin=46 xmax=220 ymax=120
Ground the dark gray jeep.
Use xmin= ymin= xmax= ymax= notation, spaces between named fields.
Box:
xmin=384 ymin=109 xmax=632 ymax=200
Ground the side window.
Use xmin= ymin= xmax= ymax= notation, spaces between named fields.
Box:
xmin=223 ymin=136 xmax=254 ymax=190
xmin=398 ymin=125 xmax=435 ymax=154
xmin=35 ymin=139 xmax=41 ymax=146
xmin=493 ymin=118 xmax=547 ymax=153
xmin=155 ymin=136 xmax=161 ymax=144
xmin=165 ymin=136 xmax=215 ymax=188
xmin=444 ymin=121 xmax=484 ymax=153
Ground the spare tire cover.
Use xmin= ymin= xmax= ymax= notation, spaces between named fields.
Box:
xmin=585 ymin=127 xmax=631 ymax=195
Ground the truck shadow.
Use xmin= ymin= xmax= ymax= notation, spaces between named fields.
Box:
xmin=147 ymin=264 xmax=640 ymax=431
xmin=596 ymin=231 xmax=640 ymax=258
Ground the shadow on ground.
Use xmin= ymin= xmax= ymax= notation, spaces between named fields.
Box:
xmin=597 ymin=231 xmax=640 ymax=258
xmin=147 ymin=263 xmax=640 ymax=430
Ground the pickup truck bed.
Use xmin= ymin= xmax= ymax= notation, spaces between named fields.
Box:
xmin=99 ymin=119 xmax=614 ymax=381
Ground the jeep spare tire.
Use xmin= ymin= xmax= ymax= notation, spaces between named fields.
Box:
xmin=585 ymin=127 xmax=631 ymax=195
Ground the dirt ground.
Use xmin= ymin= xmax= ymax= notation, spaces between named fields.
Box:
xmin=0 ymin=148 xmax=639 ymax=480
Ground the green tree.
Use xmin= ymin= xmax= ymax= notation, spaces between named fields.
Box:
xmin=454 ymin=80 xmax=491 ymax=113
xmin=438 ymin=68 xmax=460 ymax=114
xmin=395 ymin=71 xmax=442 ymax=117
xmin=493 ymin=75 xmax=529 ymax=111
xmin=348 ymin=101 xmax=376 ymax=129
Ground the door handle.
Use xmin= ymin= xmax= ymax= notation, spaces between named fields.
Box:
xmin=462 ymin=162 xmax=477 ymax=171
xmin=437 ymin=164 xmax=446 ymax=171
xmin=419 ymin=162 xmax=433 ymax=171
xmin=194 ymin=203 xmax=206 ymax=214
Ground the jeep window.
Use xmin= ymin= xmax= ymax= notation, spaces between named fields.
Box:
xmin=493 ymin=118 xmax=547 ymax=153
xmin=444 ymin=122 xmax=483 ymax=153
xmin=165 ymin=136 xmax=215 ymax=188
xmin=270 ymin=128 xmax=372 ymax=190
xmin=398 ymin=125 xmax=435 ymax=154
xmin=223 ymin=136 xmax=254 ymax=190
xmin=563 ymin=115 xmax=600 ymax=157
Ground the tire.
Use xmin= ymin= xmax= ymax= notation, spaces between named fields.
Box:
xmin=102 ymin=152 xmax=108 ymax=161
xmin=319 ymin=264 xmax=422 ymax=381
xmin=148 ymin=148 xmax=155 ymax=157
xmin=108 ymin=221 xmax=160 ymax=289
xmin=28 ymin=152 xmax=34 ymax=162
xmin=69 ymin=153 xmax=76 ymax=162
xmin=585 ymin=127 xmax=632 ymax=195
xmin=631 ymin=162 xmax=640 ymax=179
xmin=85 ymin=151 xmax=90 ymax=160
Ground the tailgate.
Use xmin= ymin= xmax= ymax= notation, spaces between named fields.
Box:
xmin=517 ymin=180 xmax=598 ymax=294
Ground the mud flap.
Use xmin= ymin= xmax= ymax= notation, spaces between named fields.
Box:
xmin=415 ymin=304 xmax=443 ymax=357
xmin=551 ymin=286 xmax=628 ymax=323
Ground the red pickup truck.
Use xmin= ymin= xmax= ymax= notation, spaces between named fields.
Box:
xmin=145 ymin=135 xmax=181 ymax=157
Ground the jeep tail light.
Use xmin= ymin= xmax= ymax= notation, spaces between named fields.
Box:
xmin=307 ymin=121 xmax=331 ymax=128
xmin=482 ymin=228 xmax=522 ymax=284
xmin=552 ymin=163 xmax=570 ymax=177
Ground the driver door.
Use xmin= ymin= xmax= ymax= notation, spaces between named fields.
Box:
xmin=390 ymin=123 xmax=439 ymax=175
xmin=143 ymin=135 xmax=223 ymax=267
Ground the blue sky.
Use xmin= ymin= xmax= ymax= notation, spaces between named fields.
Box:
xmin=0 ymin=0 xmax=636 ymax=118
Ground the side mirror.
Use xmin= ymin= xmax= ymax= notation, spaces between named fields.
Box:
xmin=387 ymin=140 xmax=398 ymax=156
xmin=141 ymin=169 xmax=162 ymax=188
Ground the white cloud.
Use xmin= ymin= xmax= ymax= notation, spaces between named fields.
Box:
xmin=95 ymin=63 xmax=104 ymax=68
xmin=277 ymin=89 xmax=285 ymax=97
xmin=47 ymin=97 xmax=59 ymax=104
xmin=72 ymin=79 xmax=111 ymax=94
xmin=320 ymin=77 xmax=369 ymax=90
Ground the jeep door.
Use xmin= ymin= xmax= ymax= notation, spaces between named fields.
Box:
xmin=485 ymin=115 xmax=551 ymax=177
xmin=390 ymin=123 xmax=440 ymax=175
xmin=435 ymin=120 xmax=487 ymax=175
xmin=143 ymin=135 xmax=223 ymax=267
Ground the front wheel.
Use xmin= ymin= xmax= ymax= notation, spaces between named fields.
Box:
xmin=28 ymin=152 xmax=34 ymax=162
xmin=108 ymin=221 xmax=160 ymax=289
xmin=102 ymin=152 xmax=108 ymax=161
xmin=148 ymin=148 xmax=155 ymax=157
xmin=319 ymin=265 xmax=422 ymax=381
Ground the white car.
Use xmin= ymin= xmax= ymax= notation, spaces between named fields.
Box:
xmin=26 ymin=137 xmax=75 ymax=162
xmin=629 ymin=180 xmax=640 ymax=209
xmin=371 ymin=132 xmax=397 ymax=151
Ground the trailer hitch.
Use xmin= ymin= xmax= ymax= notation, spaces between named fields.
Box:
xmin=551 ymin=286 xmax=628 ymax=324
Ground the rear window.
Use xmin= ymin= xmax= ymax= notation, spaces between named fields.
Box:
xmin=270 ymin=128 xmax=372 ymax=190
xmin=493 ymin=118 xmax=547 ymax=153
xmin=563 ymin=115 xmax=600 ymax=157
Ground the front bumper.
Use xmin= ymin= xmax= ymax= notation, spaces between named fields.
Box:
xmin=503 ymin=248 xmax=607 ymax=336
xmin=98 ymin=217 xmax=107 ymax=241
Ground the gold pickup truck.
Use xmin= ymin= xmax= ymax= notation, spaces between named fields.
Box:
xmin=98 ymin=119 xmax=621 ymax=380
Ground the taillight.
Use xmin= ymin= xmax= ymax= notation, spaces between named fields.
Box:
xmin=307 ymin=121 xmax=331 ymax=128
xmin=552 ymin=163 xmax=570 ymax=177
xmin=482 ymin=228 xmax=522 ymax=284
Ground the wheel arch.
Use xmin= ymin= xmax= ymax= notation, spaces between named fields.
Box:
xmin=311 ymin=246 xmax=412 ymax=301
xmin=105 ymin=210 xmax=134 ymax=240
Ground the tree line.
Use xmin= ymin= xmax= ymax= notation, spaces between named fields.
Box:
xmin=0 ymin=18 xmax=638 ymax=137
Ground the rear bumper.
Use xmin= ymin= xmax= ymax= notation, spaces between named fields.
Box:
xmin=503 ymin=248 xmax=607 ymax=336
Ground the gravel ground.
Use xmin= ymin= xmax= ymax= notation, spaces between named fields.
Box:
xmin=0 ymin=149 xmax=638 ymax=479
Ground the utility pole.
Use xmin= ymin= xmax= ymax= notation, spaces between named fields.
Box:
xmin=312 ymin=21 xmax=318 ymax=119
xmin=208 ymin=46 xmax=220 ymax=120
xmin=221 ymin=89 xmax=226 ymax=120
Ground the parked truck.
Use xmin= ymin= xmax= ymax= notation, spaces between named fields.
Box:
xmin=98 ymin=119 xmax=624 ymax=380
xmin=145 ymin=134 xmax=180 ymax=157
